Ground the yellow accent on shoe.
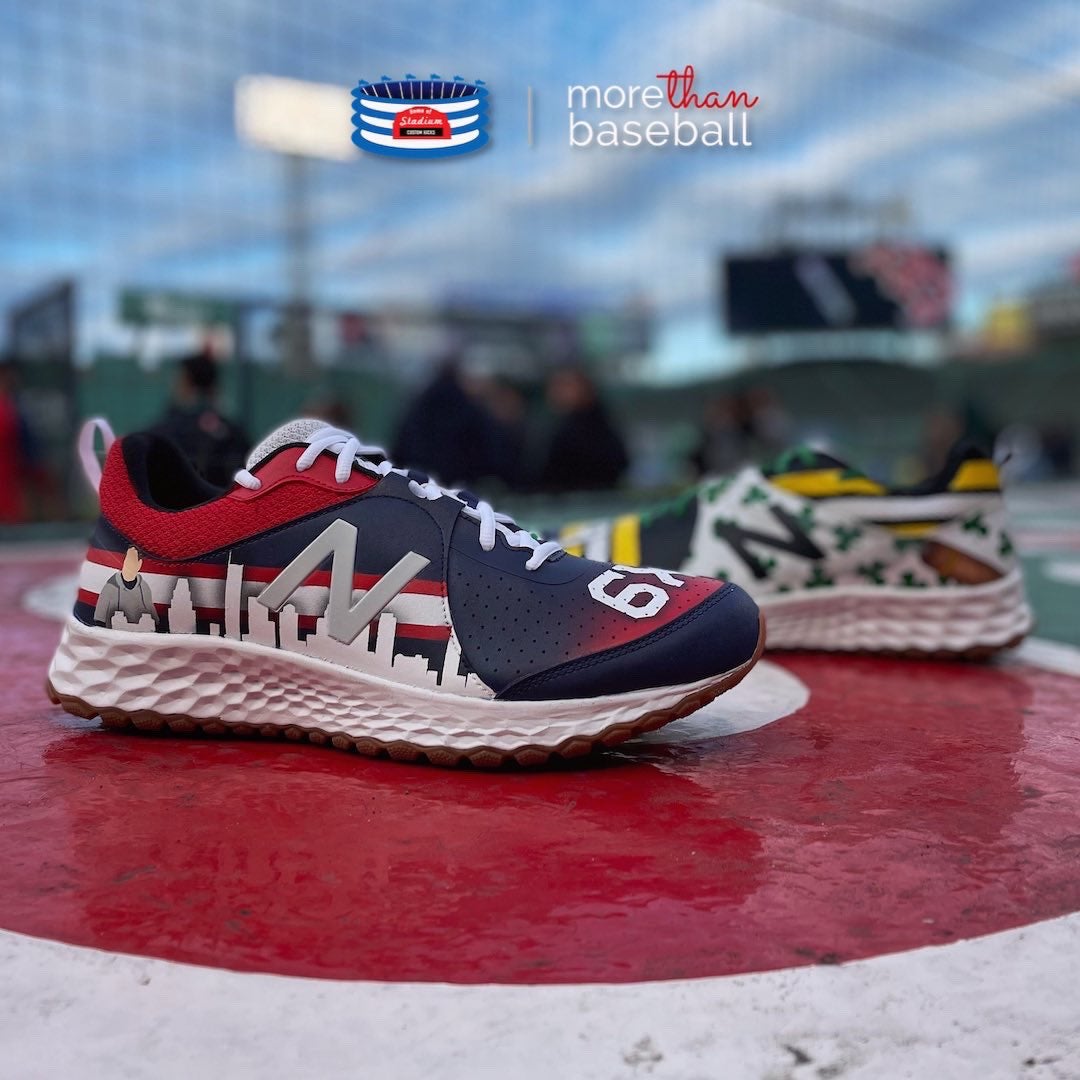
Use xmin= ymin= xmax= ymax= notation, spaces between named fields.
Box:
xmin=558 ymin=522 xmax=587 ymax=557
xmin=947 ymin=459 xmax=1001 ymax=493
xmin=610 ymin=514 xmax=642 ymax=565
xmin=561 ymin=522 xmax=587 ymax=557
xmin=770 ymin=469 xmax=886 ymax=498
xmin=885 ymin=521 xmax=940 ymax=538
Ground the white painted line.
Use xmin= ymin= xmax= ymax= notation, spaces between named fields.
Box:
xmin=3 ymin=914 xmax=1079 ymax=1079
xmin=0 ymin=541 xmax=83 ymax=564
xmin=1043 ymin=558 xmax=1080 ymax=586
xmin=642 ymin=658 xmax=808 ymax=741
xmin=1008 ymin=636 xmax=1080 ymax=678
xmin=1013 ymin=525 xmax=1080 ymax=553
xmin=22 ymin=572 xmax=79 ymax=622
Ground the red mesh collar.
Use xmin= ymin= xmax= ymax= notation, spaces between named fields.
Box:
xmin=98 ymin=440 xmax=376 ymax=560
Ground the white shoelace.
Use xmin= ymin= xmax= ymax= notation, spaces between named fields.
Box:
xmin=233 ymin=426 xmax=564 ymax=571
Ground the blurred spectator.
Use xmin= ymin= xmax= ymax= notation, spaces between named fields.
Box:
xmin=0 ymin=363 xmax=28 ymax=522
xmin=477 ymin=377 xmax=528 ymax=489
xmin=149 ymin=351 xmax=250 ymax=488
xmin=742 ymin=385 xmax=790 ymax=460
xmin=922 ymin=406 xmax=965 ymax=475
xmin=997 ymin=422 xmax=1078 ymax=483
xmin=688 ymin=386 xmax=790 ymax=477
xmin=0 ymin=361 xmax=50 ymax=523
xmin=305 ymin=393 xmax=354 ymax=431
xmin=996 ymin=424 xmax=1050 ymax=484
xmin=540 ymin=367 xmax=628 ymax=492
xmin=922 ymin=400 xmax=996 ymax=475
xmin=689 ymin=394 xmax=745 ymax=477
xmin=1042 ymin=424 xmax=1076 ymax=478
xmin=392 ymin=360 xmax=498 ymax=486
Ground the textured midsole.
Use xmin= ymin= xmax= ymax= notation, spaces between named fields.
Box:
xmin=47 ymin=617 xmax=747 ymax=752
xmin=758 ymin=568 xmax=1033 ymax=652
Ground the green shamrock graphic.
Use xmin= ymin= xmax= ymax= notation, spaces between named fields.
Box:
xmin=900 ymin=571 xmax=927 ymax=588
xmin=858 ymin=561 xmax=886 ymax=585
xmin=998 ymin=531 xmax=1014 ymax=558
xmin=771 ymin=447 xmax=818 ymax=473
xmin=833 ymin=524 xmax=862 ymax=552
xmin=805 ymin=566 xmax=834 ymax=588
xmin=702 ymin=478 xmax=732 ymax=504
xmin=962 ymin=512 xmax=988 ymax=537
xmin=741 ymin=484 xmax=769 ymax=506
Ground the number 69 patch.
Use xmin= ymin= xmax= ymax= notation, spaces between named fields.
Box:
xmin=587 ymin=565 xmax=684 ymax=619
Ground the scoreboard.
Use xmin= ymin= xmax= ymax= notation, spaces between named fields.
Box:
xmin=723 ymin=246 xmax=951 ymax=334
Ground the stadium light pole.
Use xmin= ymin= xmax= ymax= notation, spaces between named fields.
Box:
xmin=283 ymin=152 xmax=313 ymax=373
xmin=234 ymin=75 xmax=359 ymax=375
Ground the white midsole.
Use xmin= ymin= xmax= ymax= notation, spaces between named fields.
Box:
xmin=47 ymin=617 xmax=742 ymax=752
xmin=758 ymin=568 xmax=1033 ymax=652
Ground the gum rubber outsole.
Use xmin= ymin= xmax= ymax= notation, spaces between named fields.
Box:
xmin=45 ymin=618 xmax=766 ymax=769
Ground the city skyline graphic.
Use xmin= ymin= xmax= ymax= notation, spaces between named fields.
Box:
xmin=110 ymin=562 xmax=488 ymax=698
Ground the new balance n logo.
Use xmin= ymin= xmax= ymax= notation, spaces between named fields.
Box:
xmin=256 ymin=519 xmax=430 ymax=644
xmin=714 ymin=506 xmax=824 ymax=580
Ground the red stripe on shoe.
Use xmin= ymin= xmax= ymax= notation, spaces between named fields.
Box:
xmin=75 ymin=589 xmax=448 ymax=642
xmin=293 ymin=617 xmax=447 ymax=639
xmin=238 ymin=564 xmax=446 ymax=595
xmin=85 ymin=549 xmax=447 ymax=597
xmin=395 ymin=623 xmax=451 ymax=641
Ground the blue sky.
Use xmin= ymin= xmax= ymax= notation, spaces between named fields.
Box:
xmin=1 ymin=0 xmax=1078 ymax=378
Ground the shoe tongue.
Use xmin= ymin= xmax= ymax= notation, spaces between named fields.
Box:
xmin=246 ymin=418 xmax=330 ymax=470
xmin=763 ymin=445 xmax=853 ymax=477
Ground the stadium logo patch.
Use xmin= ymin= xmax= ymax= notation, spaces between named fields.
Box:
xmin=352 ymin=75 xmax=490 ymax=158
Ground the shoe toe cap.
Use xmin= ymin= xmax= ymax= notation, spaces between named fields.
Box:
xmin=499 ymin=581 xmax=762 ymax=702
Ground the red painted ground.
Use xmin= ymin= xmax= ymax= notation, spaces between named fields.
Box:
xmin=3 ymin=555 xmax=1080 ymax=984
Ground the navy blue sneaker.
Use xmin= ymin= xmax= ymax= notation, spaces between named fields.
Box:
xmin=48 ymin=419 xmax=764 ymax=767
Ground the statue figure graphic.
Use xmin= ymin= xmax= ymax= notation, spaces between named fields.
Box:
xmin=94 ymin=546 xmax=159 ymax=628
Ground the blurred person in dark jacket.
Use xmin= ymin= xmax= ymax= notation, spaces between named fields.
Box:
xmin=742 ymin=385 xmax=790 ymax=460
xmin=150 ymin=351 xmax=250 ymax=489
xmin=1042 ymin=424 xmax=1076 ymax=478
xmin=689 ymin=393 xmax=746 ymax=477
xmin=477 ymin=376 xmax=528 ymax=490
xmin=392 ymin=360 xmax=497 ymax=487
xmin=540 ymin=367 xmax=628 ymax=493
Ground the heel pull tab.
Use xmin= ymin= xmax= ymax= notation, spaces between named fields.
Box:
xmin=78 ymin=417 xmax=116 ymax=496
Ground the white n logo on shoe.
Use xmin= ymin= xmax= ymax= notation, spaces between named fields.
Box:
xmin=256 ymin=519 xmax=431 ymax=644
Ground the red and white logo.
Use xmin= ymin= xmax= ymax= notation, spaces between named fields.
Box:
xmin=393 ymin=106 xmax=452 ymax=141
